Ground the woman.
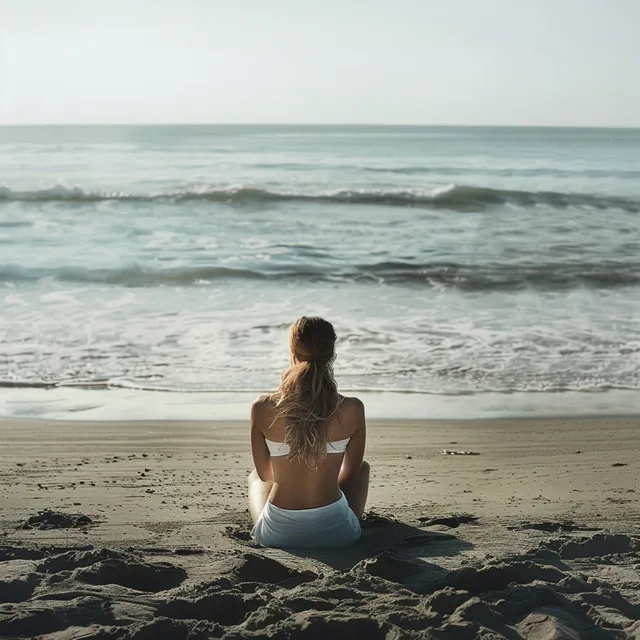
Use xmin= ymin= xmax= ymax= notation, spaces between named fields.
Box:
xmin=248 ymin=316 xmax=369 ymax=548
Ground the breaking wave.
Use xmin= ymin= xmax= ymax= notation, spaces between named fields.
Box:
xmin=2 ymin=260 xmax=639 ymax=291
xmin=1 ymin=184 xmax=639 ymax=212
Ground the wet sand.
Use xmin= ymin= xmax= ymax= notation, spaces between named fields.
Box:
xmin=1 ymin=416 xmax=639 ymax=638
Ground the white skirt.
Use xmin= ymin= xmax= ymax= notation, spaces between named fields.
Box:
xmin=251 ymin=493 xmax=361 ymax=549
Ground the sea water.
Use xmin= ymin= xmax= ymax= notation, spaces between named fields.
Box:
xmin=1 ymin=125 xmax=639 ymax=419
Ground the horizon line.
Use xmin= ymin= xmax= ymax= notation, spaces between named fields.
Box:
xmin=1 ymin=122 xmax=640 ymax=130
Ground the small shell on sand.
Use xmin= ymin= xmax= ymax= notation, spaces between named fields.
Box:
xmin=442 ymin=449 xmax=480 ymax=456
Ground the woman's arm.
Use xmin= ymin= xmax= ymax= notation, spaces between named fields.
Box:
xmin=250 ymin=397 xmax=274 ymax=482
xmin=338 ymin=397 xmax=366 ymax=487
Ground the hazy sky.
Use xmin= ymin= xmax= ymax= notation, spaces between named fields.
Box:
xmin=1 ymin=0 xmax=638 ymax=126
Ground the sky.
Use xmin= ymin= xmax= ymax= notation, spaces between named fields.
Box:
xmin=1 ymin=0 xmax=639 ymax=127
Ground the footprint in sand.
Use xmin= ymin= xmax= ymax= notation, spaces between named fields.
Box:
xmin=19 ymin=510 xmax=93 ymax=531
xmin=418 ymin=514 xmax=478 ymax=528
xmin=543 ymin=533 xmax=638 ymax=559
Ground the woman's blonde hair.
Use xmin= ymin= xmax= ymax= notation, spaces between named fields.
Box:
xmin=273 ymin=316 xmax=339 ymax=467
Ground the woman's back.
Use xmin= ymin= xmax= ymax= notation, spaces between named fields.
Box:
xmin=251 ymin=394 xmax=365 ymax=510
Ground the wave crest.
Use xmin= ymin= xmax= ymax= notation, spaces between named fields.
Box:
xmin=2 ymin=260 xmax=639 ymax=291
xmin=1 ymin=184 xmax=639 ymax=212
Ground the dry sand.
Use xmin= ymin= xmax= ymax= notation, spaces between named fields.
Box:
xmin=0 ymin=415 xmax=638 ymax=639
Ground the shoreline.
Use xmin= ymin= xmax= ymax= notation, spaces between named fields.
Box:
xmin=2 ymin=412 xmax=640 ymax=426
xmin=2 ymin=386 xmax=640 ymax=422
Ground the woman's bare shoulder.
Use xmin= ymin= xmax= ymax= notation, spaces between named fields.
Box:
xmin=337 ymin=395 xmax=365 ymax=428
xmin=253 ymin=393 xmax=277 ymax=405
xmin=339 ymin=395 xmax=364 ymax=411
xmin=251 ymin=394 xmax=277 ymax=430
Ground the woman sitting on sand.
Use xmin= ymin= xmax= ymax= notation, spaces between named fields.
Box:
xmin=248 ymin=316 xmax=369 ymax=548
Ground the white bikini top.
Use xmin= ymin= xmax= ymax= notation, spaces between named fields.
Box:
xmin=265 ymin=437 xmax=350 ymax=457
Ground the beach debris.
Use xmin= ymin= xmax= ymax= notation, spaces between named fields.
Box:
xmin=611 ymin=462 xmax=628 ymax=467
xmin=20 ymin=509 xmax=92 ymax=530
xmin=442 ymin=449 xmax=479 ymax=456
xmin=406 ymin=455 xmax=413 ymax=459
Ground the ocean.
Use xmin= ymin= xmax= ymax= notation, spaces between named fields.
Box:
xmin=1 ymin=125 xmax=639 ymax=420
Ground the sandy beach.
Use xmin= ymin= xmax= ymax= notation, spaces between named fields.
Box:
xmin=1 ymin=415 xmax=639 ymax=638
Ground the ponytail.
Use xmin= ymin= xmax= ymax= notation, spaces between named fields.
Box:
xmin=272 ymin=317 xmax=339 ymax=467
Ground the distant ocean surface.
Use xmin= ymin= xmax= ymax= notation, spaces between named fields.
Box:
xmin=1 ymin=125 xmax=639 ymax=419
